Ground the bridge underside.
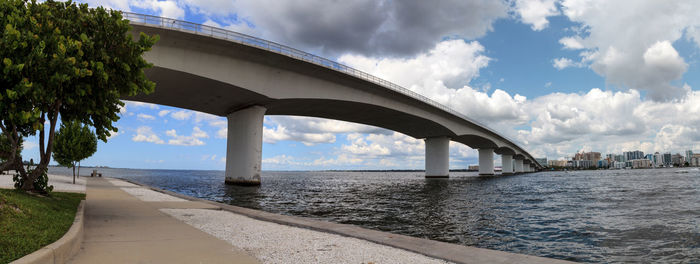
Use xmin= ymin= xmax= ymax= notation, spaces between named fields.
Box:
xmin=128 ymin=67 xmax=456 ymax=139
xmin=125 ymin=67 xmax=540 ymax=185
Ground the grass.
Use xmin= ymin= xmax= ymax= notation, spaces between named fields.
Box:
xmin=0 ymin=189 xmax=85 ymax=263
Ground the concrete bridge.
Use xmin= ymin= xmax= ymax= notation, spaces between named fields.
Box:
xmin=122 ymin=13 xmax=543 ymax=185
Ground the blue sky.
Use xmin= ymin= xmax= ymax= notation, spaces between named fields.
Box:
xmin=20 ymin=0 xmax=700 ymax=170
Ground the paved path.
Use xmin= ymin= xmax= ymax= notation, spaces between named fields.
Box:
xmin=68 ymin=178 xmax=259 ymax=264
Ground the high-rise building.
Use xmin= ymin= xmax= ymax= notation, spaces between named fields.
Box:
xmin=672 ymin=153 xmax=684 ymax=166
xmin=691 ymin=154 xmax=700 ymax=167
xmin=614 ymin=154 xmax=624 ymax=162
xmin=645 ymin=154 xmax=653 ymax=161
xmin=685 ymin=150 xmax=694 ymax=164
xmin=623 ymin=150 xmax=644 ymax=162
xmin=548 ymin=160 xmax=567 ymax=167
xmin=598 ymin=160 xmax=609 ymax=168
xmin=652 ymin=152 xmax=662 ymax=167
xmin=571 ymin=160 xmax=595 ymax=168
xmin=663 ymin=153 xmax=672 ymax=167
xmin=574 ymin=151 xmax=601 ymax=161
xmin=631 ymin=159 xmax=652 ymax=169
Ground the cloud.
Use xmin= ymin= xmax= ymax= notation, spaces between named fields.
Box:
xmin=552 ymin=57 xmax=583 ymax=70
xmin=170 ymin=110 xmax=193 ymax=120
xmin=137 ymin=113 xmax=155 ymax=121
xmin=260 ymin=116 xmax=388 ymax=146
xmin=513 ymin=0 xmax=559 ymax=31
xmin=132 ymin=126 xmax=165 ymax=144
xmin=181 ymin=0 xmax=237 ymax=17
xmin=23 ymin=141 xmax=38 ymax=150
xmin=131 ymin=0 xmax=185 ymax=19
xmin=166 ymin=127 xmax=208 ymax=146
xmin=202 ymin=19 xmax=257 ymax=36
xmin=263 ymin=125 xmax=335 ymax=146
xmin=312 ymin=154 xmax=364 ymax=167
xmin=106 ymin=130 xmax=122 ymax=140
xmin=262 ymin=155 xmax=299 ymax=165
xmin=197 ymin=0 xmax=507 ymax=57
xmin=511 ymin=88 xmax=700 ymax=160
xmin=339 ymin=39 xmax=527 ymax=125
xmin=558 ymin=0 xmax=700 ymax=101
xmin=80 ymin=0 xmax=131 ymax=11
xmin=158 ymin=110 xmax=171 ymax=117
xmin=84 ymin=1 xmax=508 ymax=58
xmin=124 ymin=101 xmax=159 ymax=109
xmin=341 ymin=135 xmax=391 ymax=156
xmin=559 ymin=37 xmax=584 ymax=50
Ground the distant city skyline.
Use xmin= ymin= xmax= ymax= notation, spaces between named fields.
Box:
xmin=19 ymin=1 xmax=700 ymax=170
xmin=545 ymin=148 xmax=700 ymax=168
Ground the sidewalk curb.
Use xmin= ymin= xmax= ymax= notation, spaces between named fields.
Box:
xmin=117 ymin=177 xmax=575 ymax=264
xmin=11 ymin=200 xmax=85 ymax=264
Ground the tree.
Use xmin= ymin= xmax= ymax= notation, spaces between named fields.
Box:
xmin=0 ymin=132 xmax=23 ymax=174
xmin=0 ymin=0 xmax=157 ymax=192
xmin=53 ymin=121 xmax=97 ymax=184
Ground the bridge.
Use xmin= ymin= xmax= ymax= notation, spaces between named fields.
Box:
xmin=122 ymin=13 xmax=543 ymax=185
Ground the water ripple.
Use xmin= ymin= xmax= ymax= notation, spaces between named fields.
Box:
xmin=49 ymin=167 xmax=700 ymax=263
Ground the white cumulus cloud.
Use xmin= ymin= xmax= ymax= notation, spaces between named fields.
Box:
xmin=166 ymin=127 xmax=208 ymax=146
xmin=340 ymin=39 xmax=527 ymax=125
xmin=513 ymin=0 xmax=560 ymax=31
xmin=137 ymin=113 xmax=155 ymax=121
xmin=132 ymin=126 xmax=165 ymax=144
xmin=559 ymin=0 xmax=700 ymax=101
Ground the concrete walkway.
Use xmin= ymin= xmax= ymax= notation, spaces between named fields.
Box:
xmin=68 ymin=178 xmax=259 ymax=264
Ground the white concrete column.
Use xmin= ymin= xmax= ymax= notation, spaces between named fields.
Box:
xmin=501 ymin=154 xmax=514 ymax=175
xmin=514 ymin=159 xmax=524 ymax=173
xmin=478 ymin=148 xmax=495 ymax=176
xmin=225 ymin=105 xmax=267 ymax=186
xmin=425 ymin=137 xmax=449 ymax=178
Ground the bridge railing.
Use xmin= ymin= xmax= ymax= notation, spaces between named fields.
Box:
xmin=122 ymin=12 xmax=541 ymax=167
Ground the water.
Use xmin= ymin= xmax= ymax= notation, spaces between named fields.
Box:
xmin=50 ymin=167 xmax=700 ymax=263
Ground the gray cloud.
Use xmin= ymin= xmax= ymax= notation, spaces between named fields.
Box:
xmin=214 ymin=0 xmax=508 ymax=57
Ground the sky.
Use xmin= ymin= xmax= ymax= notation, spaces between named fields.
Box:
xmin=20 ymin=0 xmax=700 ymax=170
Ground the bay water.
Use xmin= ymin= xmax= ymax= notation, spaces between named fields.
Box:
xmin=48 ymin=167 xmax=700 ymax=263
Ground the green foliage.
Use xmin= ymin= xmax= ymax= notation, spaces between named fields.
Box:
xmin=0 ymin=189 xmax=84 ymax=263
xmin=0 ymin=132 xmax=22 ymax=162
xmin=0 ymin=0 xmax=157 ymax=191
xmin=12 ymin=166 xmax=53 ymax=194
xmin=52 ymin=120 xmax=97 ymax=169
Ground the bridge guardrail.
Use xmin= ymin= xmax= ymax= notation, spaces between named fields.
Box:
xmin=122 ymin=12 xmax=541 ymax=168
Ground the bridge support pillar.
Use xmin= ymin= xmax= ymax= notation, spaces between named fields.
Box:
xmin=425 ymin=137 xmax=449 ymax=178
xmin=225 ymin=105 xmax=267 ymax=186
xmin=501 ymin=154 xmax=513 ymax=175
xmin=514 ymin=159 xmax=524 ymax=173
xmin=478 ymin=149 xmax=495 ymax=176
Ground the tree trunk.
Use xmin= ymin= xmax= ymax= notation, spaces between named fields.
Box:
xmin=23 ymin=105 xmax=60 ymax=192
xmin=0 ymin=124 xmax=21 ymax=172
xmin=72 ymin=163 xmax=76 ymax=184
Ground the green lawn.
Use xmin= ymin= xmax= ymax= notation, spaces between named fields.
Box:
xmin=0 ymin=189 xmax=85 ymax=263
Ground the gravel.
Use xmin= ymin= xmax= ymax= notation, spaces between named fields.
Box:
xmin=119 ymin=186 xmax=187 ymax=202
xmin=107 ymin=179 xmax=140 ymax=187
xmin=162 ymin=208 xmax=452 ymax=264
xmin=0 ymin=172 xmax=85 ymax=193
